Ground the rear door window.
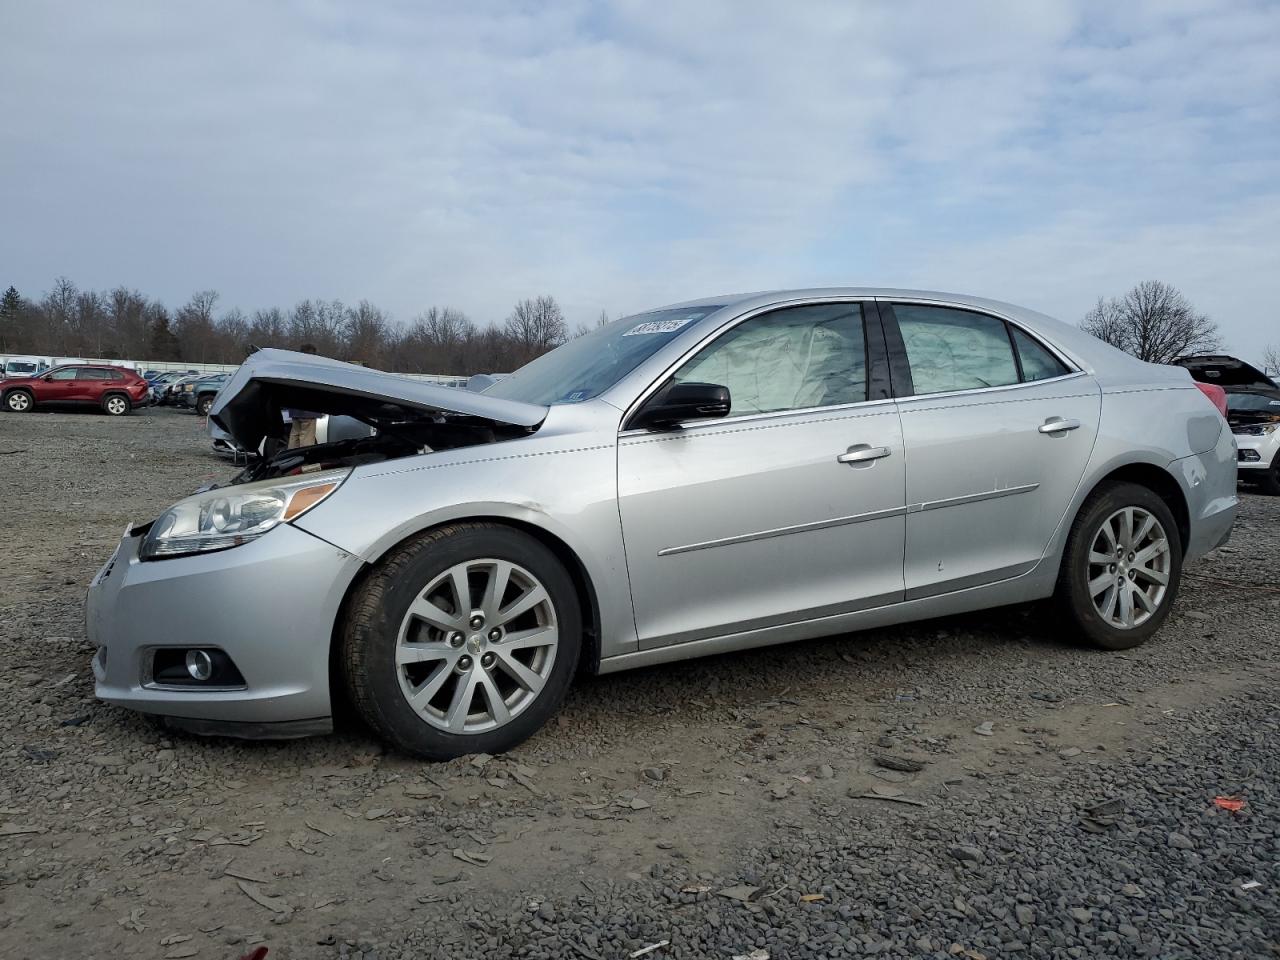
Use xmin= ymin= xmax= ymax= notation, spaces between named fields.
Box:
xmin=78 ymin=368 xmax=112 ymax=380
xmin=894 ymin=305 xmax=1019 ymax=395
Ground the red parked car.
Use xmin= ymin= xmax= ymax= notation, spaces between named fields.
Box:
xmin=1 ymin=365 xmax=149 ymax=416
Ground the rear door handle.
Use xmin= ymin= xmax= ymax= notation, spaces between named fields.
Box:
xmin=837 ymin=444 xmax=892 ymax=464
xmin=1038 ymin=417 xmax=1081 ymax=434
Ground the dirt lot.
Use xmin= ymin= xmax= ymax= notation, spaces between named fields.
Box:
xmin=1 ymin=407 xmax=1277 ymax=960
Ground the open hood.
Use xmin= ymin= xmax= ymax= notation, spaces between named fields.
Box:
xmin=1173 ymin=354 xmax=1277 ymax=390
xmin=210 ymin=349 xmax=547 ymax=450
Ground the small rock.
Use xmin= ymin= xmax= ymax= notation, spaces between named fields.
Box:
xmin=642 ymin=767 xmax=666 ymax=782
xmin=947 ymin=845 xmax=984 ymax=863
xmin=1058 ymin=747 xmax=1082 ymax=759
xmin=1167 ymin=832 xmax=1194 ymax=850
xmin=875 ymin=755 xmax=924 ymax=773
xmin=973 ymin=722 xmax=994 ymax=737
xmin=1015 ymin=904 xmax=1035 ymax=926
xmin=536 ymin=901 xmax=556 ymax=923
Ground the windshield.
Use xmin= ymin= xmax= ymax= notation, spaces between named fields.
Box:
xmin=6 ymin=362 xmax=38 ymax=376
xmin=484 ymin=306 xmax=723 ymax=406
xmin=1226 ymin=392 xmax=1280 ymax=412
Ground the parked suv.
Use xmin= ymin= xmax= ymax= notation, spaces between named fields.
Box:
xmin=1174 ymin=354 xmax=1280 ymax=494
xmin=1 ymin=364 xmax=149 ymax=415
xmin=183 ymin=374 xmax=231 ymax=416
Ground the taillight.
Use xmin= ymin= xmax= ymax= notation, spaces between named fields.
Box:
xmin=1194 ymin=382 xmax=1228 ymax=417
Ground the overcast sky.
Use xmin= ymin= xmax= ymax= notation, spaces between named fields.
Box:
xmin=3 ymin=1 xmax=1277 ymax=361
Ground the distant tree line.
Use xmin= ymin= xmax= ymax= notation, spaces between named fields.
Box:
xmin=0 ymin=278 xmax=593 ymax=374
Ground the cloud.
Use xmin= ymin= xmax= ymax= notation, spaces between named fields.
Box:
xmin=0 ymin=0 xmax=1275 ymax=360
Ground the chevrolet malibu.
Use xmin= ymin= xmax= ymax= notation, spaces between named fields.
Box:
xmin=87 ymin=289 xmax=1237 ymax=758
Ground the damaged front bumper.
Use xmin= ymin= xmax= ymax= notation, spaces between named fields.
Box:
xmin=88 ymin=522 xmax=365 ymax=737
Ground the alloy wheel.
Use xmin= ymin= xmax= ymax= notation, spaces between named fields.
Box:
xmin=7 ymin=393 xmax=30 ymax=411
xmin=106 ymin=397 xmax=127 ymax=415
xmin=1086 ymin=506 xmax=1171 ymax=629
xmin=395 ymin=558 xmax=559 ymax=734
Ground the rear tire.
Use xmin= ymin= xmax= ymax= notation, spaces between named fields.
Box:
xmin=1054 ymin=482 xmax=1182 ymax=651
xmin=196 ymin=394 xmax=213 ymax=417
xmin=341 ymin=523 xmax=581 ymax=759
xmin=102 ymin=393 xmax=131 ymax=416
xmin=3 ymin=389 xmax=33 ymax=413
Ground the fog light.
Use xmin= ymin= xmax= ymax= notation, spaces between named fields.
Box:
xmin=185 ymin=649 xmax=213 ymax=681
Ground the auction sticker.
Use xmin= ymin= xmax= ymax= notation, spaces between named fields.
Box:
xmin=622 ymin=314 xmax=702 ymax=336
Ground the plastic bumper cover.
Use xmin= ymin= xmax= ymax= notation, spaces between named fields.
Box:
xmin=88 ymin=522 xmax=365 ymax=729
xmin=1171 ymin=427 xmax=1237 ymax=561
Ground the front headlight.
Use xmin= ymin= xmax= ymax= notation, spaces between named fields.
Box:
xmin=140 ymin=468 xmax=350 ymax=560
xmin=1235 ymin=423 xmax=1279 ymax=437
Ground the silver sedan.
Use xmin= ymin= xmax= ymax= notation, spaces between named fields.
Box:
xmin=87 ymin=289 xmax=1238 ymax=758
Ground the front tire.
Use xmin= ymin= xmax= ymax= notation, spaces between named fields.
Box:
xmin=1054 ymin=482 xmax=1182 ymax=650
xmin=341 ymin=523 xmax=581 ymax=759
xmin=196 ymin=395 xmax=213 ymax=417
xmin=102 ymin=393 xmax=131 ymax=416
xmin=4 ymin=390 xmax=33 ymax=413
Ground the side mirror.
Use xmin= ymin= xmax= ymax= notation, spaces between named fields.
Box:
xmin=632 ymin=381 xmax=731 ymax=430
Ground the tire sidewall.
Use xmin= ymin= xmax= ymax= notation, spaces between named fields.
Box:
xmin=1060 ymin=482 xmax=1183 ymax=650
xmin=4 ymin=390 xmax=33 ymax=412
xmin=103 ymin=394 xmax=130 ymax=416
xmin=197 ymin=396 xmax=213 ymax=416
xmin=345 ymin=526 xmax=582 ymax=759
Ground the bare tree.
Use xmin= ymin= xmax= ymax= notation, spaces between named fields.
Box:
xmin=173 ymin=290 xmax=220 ymax=363
xmin=504 ymin=295 xmax=566 ymax=365
xmin=344 ymin=300 xmax=389 ymax=364
xmin=43 ymin=276 xmax=79 ymax=354
xmin=1262 ymin=343 xmax=1280 ymax=377
xmin=1081 ymin=281 xmax=1220 ymax=363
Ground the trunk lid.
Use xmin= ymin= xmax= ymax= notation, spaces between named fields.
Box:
xmin=210 ymin=349 xmax=547 ymax=450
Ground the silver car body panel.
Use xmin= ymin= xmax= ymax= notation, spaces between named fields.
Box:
xmin=90 ymin=288 xmax=1238 ymax=730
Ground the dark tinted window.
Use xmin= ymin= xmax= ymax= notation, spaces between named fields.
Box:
xmin=895 ymin=305 xmax=1018 ymax=394
xmin=78 ymin=368 xmax=113 ymax=380
xmin=674 ymin=303 xmax=866 ymax=415
xmin=1011 ymin=327 xmax=1070 ymax=381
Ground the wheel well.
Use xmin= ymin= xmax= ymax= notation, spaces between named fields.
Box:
xmin=1080 ymin=463 xmax=1190 ymax=556
xmin=330 ymin=517 xmax=604 ymax=685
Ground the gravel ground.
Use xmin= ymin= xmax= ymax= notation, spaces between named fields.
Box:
xmin=0 ymin=407 xmax=1277 ymax=960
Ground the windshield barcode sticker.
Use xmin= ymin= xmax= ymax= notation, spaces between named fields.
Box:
xmin=622 ymin=315 xmax=702 ymax=337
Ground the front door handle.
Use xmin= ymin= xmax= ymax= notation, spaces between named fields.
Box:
xmin=837 ymin=444 xmax=892 ymax=465
xmin=1038 ymin=417 xmax=1081 ymax=434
